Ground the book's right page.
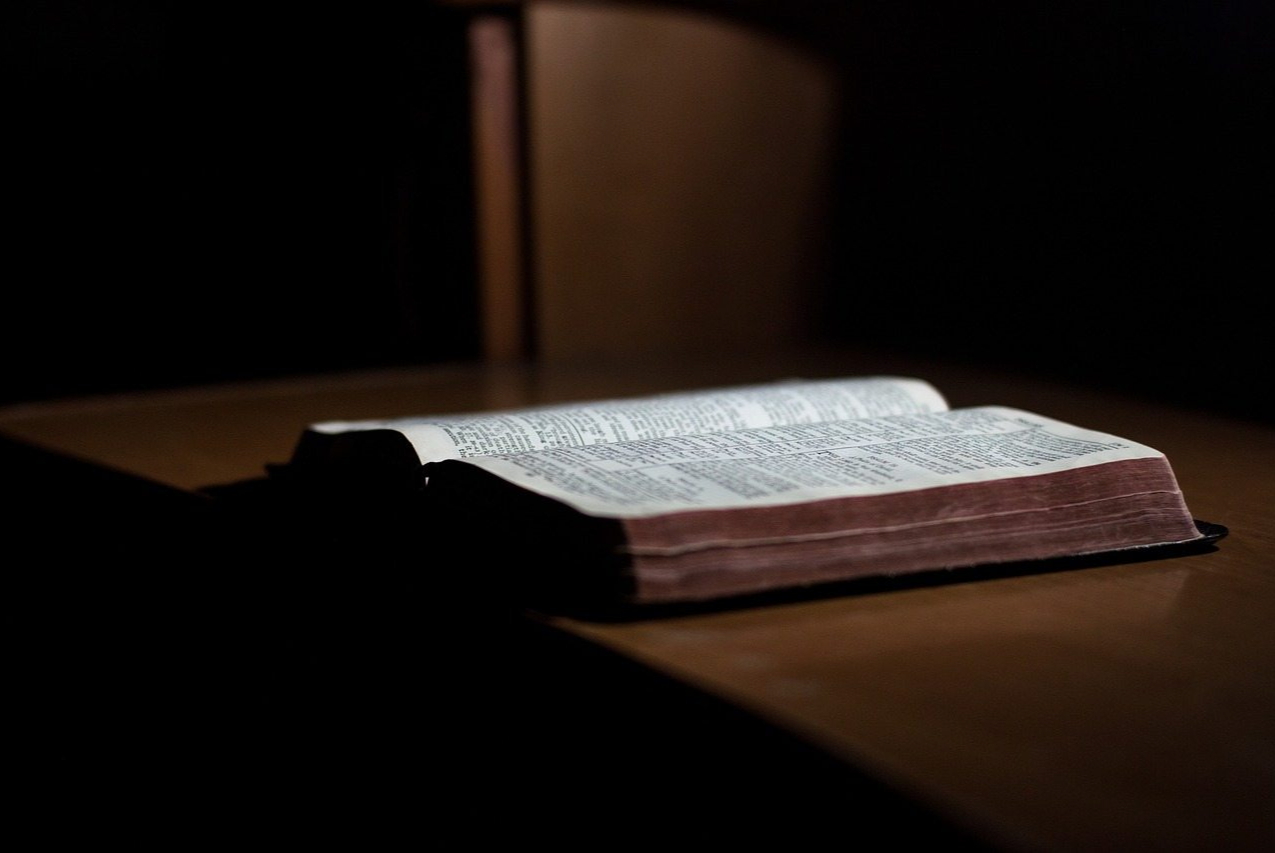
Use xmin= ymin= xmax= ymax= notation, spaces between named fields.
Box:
xmin=457 ymin=407 xmax=1198 ymax=521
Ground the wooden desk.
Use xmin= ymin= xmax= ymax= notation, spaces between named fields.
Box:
xmin=5 ymin=350 xmax=1272 ymax=848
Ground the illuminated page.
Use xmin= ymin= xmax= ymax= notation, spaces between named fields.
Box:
xmin=460 ymin=407 xmax=1181 ymax=519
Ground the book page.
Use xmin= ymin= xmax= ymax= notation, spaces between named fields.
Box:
xmin=459 ymin=407 xmax=1173 ymax=518
xmin=312 ymin=377 xmax=947 ymax=462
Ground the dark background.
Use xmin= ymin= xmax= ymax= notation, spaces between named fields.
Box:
xmin=2 ymin=2 xmax=479 ymax=402
xmin=2 ymin=1 xmax=1271 ymax=418
xmin=822 ymin=0 xmax=1273 ymax=423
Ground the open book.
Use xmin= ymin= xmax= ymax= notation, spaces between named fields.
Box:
xmin=287 ymin=377 xmax=1219 ymax=605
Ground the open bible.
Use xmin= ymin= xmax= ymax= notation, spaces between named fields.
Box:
xmin=286 ymin=377 xmax=1218 ymax=605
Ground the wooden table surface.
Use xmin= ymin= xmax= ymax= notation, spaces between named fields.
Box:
xmin=3 ymin=348 xmax=1272 ymax=849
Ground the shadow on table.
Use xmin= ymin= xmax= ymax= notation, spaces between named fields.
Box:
xmin=9 ymin=441 xmax=1001 ymax=846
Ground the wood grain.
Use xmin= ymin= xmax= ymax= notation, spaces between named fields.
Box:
xmin=528 ymin=4 xmax=837 ymax=361
xmin=470 ymin=13 xmax=530 ymax=361
xmin=2 ymin=350 xmax=1271 ymax=849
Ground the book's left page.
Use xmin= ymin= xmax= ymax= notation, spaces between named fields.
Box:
xmin=305 ymin=377 xmax=948 ymax=464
